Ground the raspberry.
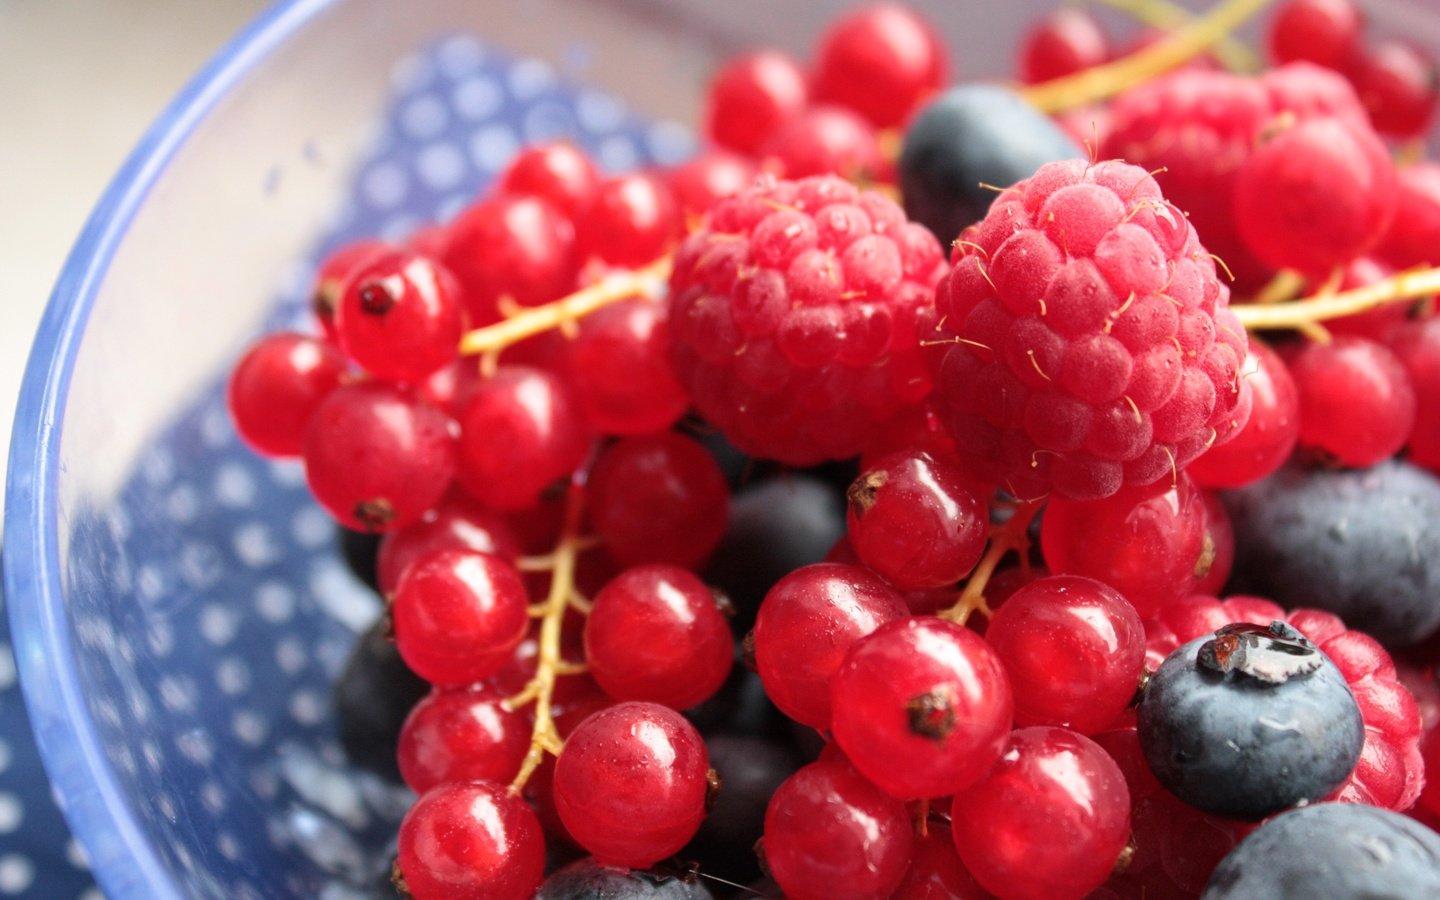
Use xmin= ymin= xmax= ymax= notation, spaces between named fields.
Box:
xmin=928 ymin=158 xmax=1251 ymax=501
xmin=667 ymin=173 xmax=947 ymax=465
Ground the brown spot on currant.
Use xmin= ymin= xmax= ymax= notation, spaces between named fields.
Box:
xmin=390 ymin=857 xmax=411 ymax=896
xmin=1194 ymin=530 xmax=1216 ymax=579
xmin=705 ymin=767 xmax=723 ymax=813
xmin=354 ymin=497 xmax=396 ymax=532
xmin=906 ymin=686 xmax=958 ymax=741
xmin=710 ymin=587 xmax=736 ymax=618
xmin=312 ymin=279 xmax=340 ymax=321
xmin=847 ymin=469 xmax=887 ymax=518
xmin=1112 ymin=840 xmax=1136 ymax=876
xmin=741 ymin=630 xmax=758 ymax=672
xmin=358 ymin=278 xmax=397 ymax=314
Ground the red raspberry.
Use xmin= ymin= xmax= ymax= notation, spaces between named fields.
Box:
xmin=928 ymin=158 xmax=1251 ymax=502
xmin=667 ymin=173 xmax=946 ymax=465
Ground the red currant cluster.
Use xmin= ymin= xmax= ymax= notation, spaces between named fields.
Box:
xmin=224 ymin=1 xmax=1440 ymax=898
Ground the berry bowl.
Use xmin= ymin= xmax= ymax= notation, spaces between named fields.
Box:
xmin=7 ymin=0 xmax=1440 ymax=898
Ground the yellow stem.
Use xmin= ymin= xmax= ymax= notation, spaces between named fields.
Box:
xmin=1232 ymin=265 xmax=1440 ymax=331
xmin=940 ymin=500 xmax=1045 ymax=625
xmin=1092 ymin=0 xmax=1261 ymax=73
xmin=1021 ymin=0 xmax=1272 ymax=113
xmin=508 ymin=480 xmax=588 ymax=796
xmin=459 ymin=256 xmax=673 ymax=358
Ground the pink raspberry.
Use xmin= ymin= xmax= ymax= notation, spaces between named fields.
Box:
xmin=666 ymin=173 xmax=946 ymax=465
xmin=928 ymin=158 xmax=1251 ymax=501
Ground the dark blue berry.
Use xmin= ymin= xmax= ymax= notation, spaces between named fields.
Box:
xmin=1137 ymin=621 xmax=1364 ymax=820
xmin=681 ymin=735 xmax=803 ymax=887
xmin=333 ymin=616 xmax=428 ymax=781
xmin=701 ymin=474 xmax=847 ymax=636
xmin=898 ymin=83 xmax=1083 ymax=245
xmin=1223 ymin=459 xmax=1440 ymax=646
xmin=1202 ymin=802 xmax=1440 ymax=899
xmin=535 ymin=857 xmax=715 ymax=898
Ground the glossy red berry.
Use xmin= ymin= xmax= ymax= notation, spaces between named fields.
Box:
xmin=845 ymin=449 xmax=989 ymax=590
xmin=497 ymin=141 xmax=600 ymax=218
xmin=441 ymin=192 xmax=580 ymax=325
xmin=1347 ymin=38 xmax=1440 ymax=139
xmin=752 ymin=562 xmax=909 ymax=730
xmin=985 ymin=574 xmax=1146 ymax=734
xmin=586 ymin=432 xmax=729 ymax=569
xmin=759 ymin=104 xmax=884 ymax=181
xmin=566 ymin=299 xmax=689 ymax=436
xmin=1284 ymin=335 xmax=1417 ymax=467
xmin=762 ymin=758 xmax=915 ymax=900
xmin=310 ymin=238 xmax=391 ymax=341
xmin=1391 ymin=316 xmax=1440 ymax=472
xmin=1040 ymin=472 xmax=1211 ymax=619
xmin=576 ymin=172 xmax=681 ymax=268
xmin=227 ymin=331 xmax=348 ymax=458
xmin=810 ymin=3 xmax=948 ymax=128
xmin=1266 ymin=0 xmax=1364 ymax=70
xmin=301 ymin=381 xmax=456 ymax=532
xmin=583 ymin=564 xmax=733 ymax=710
xmin=397 ymin=685 xmax=531 ymax=795
xmin=1232 ymin=115 xmax=1397 ymax=275
xmin=551 ymin=702 xmax=711 ymax=869
xmin=376 ymin=489 xmax=523 ymax=596
xmin=951 ymin=727 xmax=1131 ymax=900
xmin=334 ymin=249 xmax=463 ymax=383
xmin=830 ymin=616 xmax=1014 ymax=799
xmin=703 ymin=50 xmax=809 ymax=155
xmin=395 ymin=779 xmax=545 ymax=900
xmin=664 ymin=148 xmax=759 ymax=222
xmin=391 ymin=548 xmax=530 ymax=686
xmin=1019 ymin=7 xmax=1110 ymax=85
xmin=454 ymin=366 xmax=592 ymax=511
xmin=1187 ymin=339 xmax=1300 ymax=490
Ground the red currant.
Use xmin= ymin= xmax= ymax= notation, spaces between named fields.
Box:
xmin=391 ymin=548 xmax=530 ymax=686
xmin=395 ymin=779 xmax=544 ymax=900
xmin=227 ymin=331 xmax=347 ymax=458
xmin=551 ymin=702 xmax=711 ymax=869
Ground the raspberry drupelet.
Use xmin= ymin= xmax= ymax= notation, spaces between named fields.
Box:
xmin=928 ymin=158 xmax=1252 ymax=502
xmin=667 ymin=173 xmax=948 ymax=465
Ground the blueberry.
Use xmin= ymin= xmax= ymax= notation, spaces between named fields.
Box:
xmin=681 ymin=735 xmax=803 ymax=887
xmin=332 ymin=616 xmax=428 ymax=781
xmin=1202 ymin=802 xmax=1440 ymax=899
xmin=1137 ymin=621 xmax=1364 ymax=820
xmin=898 ymin=83 xmax=1084 ymax=245
xmin=535 ymin=856 xmax=715 ymax=898
xmin=701 ymin=474 xmax=847 ymax=635
xmin=1223 ymin=459 xmax=1440 ymax=646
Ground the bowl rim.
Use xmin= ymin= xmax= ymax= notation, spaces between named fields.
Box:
xmin=4 ymin=0 xmax=335 ymax=895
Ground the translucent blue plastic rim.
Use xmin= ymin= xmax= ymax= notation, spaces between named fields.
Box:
xmin=3 ymin=1 xmax=333 ymax=896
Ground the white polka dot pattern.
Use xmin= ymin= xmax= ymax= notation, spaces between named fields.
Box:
xmin=1 ymin=33 xmax=690 ymax=898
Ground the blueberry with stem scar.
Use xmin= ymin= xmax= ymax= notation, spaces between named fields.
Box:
xmin=1137 ymin=621 xmax=1364 ymax=820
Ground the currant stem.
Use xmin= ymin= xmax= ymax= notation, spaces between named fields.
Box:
xmin=939 ymin=499 xmax=1045 ymax=625
xmin=1092 ymin=0 xmax=1261 ymax=73
xmin=1231 ymin=264 xmax=1440 ymax=331
xmin=458 ymin=256 xmax=673 ymax=359
xmin=507 ymin=477 xmax=589 ymax=796
xmin=1021 ymin=0 xmax=1272 ymax=113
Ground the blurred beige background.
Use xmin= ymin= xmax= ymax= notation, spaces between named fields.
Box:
xmin=0 ymin=0 xmax=272 ymax=500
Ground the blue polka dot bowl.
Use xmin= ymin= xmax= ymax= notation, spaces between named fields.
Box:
xmin=6 ymin=0 xmax=1440 ymax=898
